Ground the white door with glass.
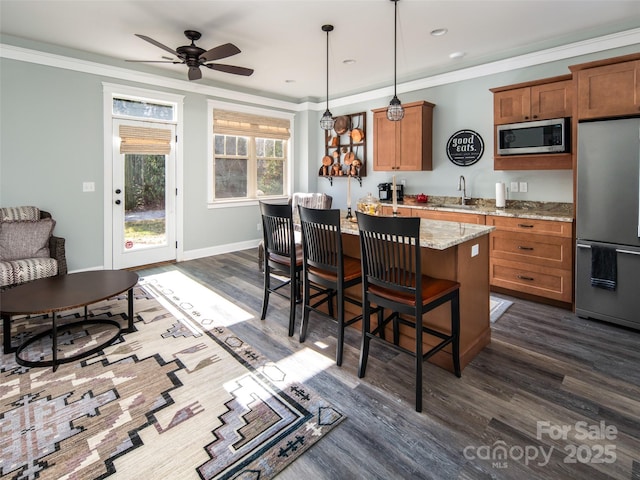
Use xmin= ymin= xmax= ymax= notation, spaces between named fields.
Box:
xmin=112 ymin=118 xmax=176 ymax=269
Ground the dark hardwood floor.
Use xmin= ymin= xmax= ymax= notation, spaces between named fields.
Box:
xmin=136 ymin=248 xmax=640 ymax=480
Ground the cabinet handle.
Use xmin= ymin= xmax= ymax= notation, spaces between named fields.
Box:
xmin=532 ymin=115 xmax=538 ymax=119
xmin=517 ymin=246 xmax=534 ymax=250
xmin=517 ymin=223 xmax=534 ymax=228
xmin=517 ymin=274 xmax=535 ymax=281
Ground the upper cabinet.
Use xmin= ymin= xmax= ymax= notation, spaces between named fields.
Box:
xmin=491 ymin=76 xmax=573 ymax=124
xmin=490 ymin=75 xmax=574 ymax=170
xmin=372 ymin=100 xmax=435 ymax=171
xmin=569 ymin=53 xmax=640 ymax=120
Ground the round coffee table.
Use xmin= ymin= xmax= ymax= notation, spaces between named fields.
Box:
xmin=1 ymin=270 xmax=139 ymax=371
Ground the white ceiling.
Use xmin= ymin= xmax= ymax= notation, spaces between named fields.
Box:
xmin=1 ymin=0 xmax=640 ymax=103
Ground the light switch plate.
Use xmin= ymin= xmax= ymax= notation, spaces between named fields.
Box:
xmin=82 ymin=181 xmax=95 ymax=192
xmin=519 ymin=182 xmax=528 ymax=192
xmin=510 ymin=182 xmax=519 ymax=193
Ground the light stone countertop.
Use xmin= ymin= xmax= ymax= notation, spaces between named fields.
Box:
xmin=388 ymin=196 xmax=575 ymax=223
xmin=340 ymin=212 xmax=495 ymax=250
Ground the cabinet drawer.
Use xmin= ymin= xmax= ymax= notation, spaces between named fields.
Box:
xmin=412 ymin=209 xmax=486 ymax=224
xmin=490 ymin=231 xmax=572 ymax=269
xmin=490 ymin=258 xmax=572 ymax=302
xmin=380 ymin=206 xmax=412 ymax=217
xmin=487 ymin=216 xmax=573 ymax=237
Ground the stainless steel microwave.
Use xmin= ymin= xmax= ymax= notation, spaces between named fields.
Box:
xmin=497 ymin=117 xmax=569 ymax=155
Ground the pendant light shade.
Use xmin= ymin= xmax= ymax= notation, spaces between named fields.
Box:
xmin=387 ymin=0 xmax=404 ymax=121
xmin=320 ymin=24 xmax=335 ymax=131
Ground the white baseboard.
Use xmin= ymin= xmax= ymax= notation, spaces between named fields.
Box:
xmin=180 ymin=239 xmax=261 ymax=262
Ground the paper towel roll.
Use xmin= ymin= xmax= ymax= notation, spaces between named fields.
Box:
xmin=496 ymin=182 xmax=506 ymax=208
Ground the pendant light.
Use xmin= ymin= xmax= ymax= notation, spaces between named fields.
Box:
xmin=387 ymin=0 xmax=404 ymax=121
xmin=320 ymin=24 xmax=335 ymax=131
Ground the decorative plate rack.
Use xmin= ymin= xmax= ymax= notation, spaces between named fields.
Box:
xmin=319 ymin=111 xmax=367 ymax=186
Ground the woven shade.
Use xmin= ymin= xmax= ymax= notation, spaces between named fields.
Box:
xmin=119 ymin=125 xmax=172 ymax=155
xmin=213 ymin=110 xmax=290 ymax=139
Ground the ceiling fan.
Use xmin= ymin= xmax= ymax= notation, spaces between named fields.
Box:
xmin=127 ymin=30 xmax=254 ymax=81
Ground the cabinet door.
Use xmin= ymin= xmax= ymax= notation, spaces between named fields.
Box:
xmin=530 ymin=80 xmax=573 ymax=119
xmin=373 ymin=111 xmax=398 ymax=170
xmin=577 ymin=60 xmax=640 ymax=119
xmin=397 ymin=105 xmax=423 ymax=171
xmin=493 ymin=87 xmax=531 ymax=124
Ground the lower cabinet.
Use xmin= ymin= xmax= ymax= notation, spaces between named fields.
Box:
xmin=378 ymin=207 xmax=575 ymax=304
xmin=411 ymin=209 xmax=486 ymax=224
xmin=487 ymin=216 xmax=574 ymax=303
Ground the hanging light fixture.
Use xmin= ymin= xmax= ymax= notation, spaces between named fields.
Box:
xmin=320 ymin=24 xmax=335 ymax=131
xmin=387 ymin=0 xmax=404 ymax=121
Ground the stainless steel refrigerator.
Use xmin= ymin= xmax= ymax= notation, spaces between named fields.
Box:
xmin=575 ymin=117 xmax=640 ymax=330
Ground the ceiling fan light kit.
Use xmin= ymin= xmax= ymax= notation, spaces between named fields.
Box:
xmin=320 ymin=24 xmax=335 ymax=131
xmin=387 ymin=0 xmax=405 ymax=122
xmin=129 ymin=30 xmax=253 ymax=81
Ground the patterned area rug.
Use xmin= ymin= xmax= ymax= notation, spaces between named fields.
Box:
xmin=490 ymin=295 xmax=513 ymax=323
xmin=0 ymin=270 xmax=344 ymax=479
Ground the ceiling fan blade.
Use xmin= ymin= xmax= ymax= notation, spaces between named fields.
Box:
xmin=125 ymin=60 xmax=182 ymax=64
xmin=204 ymin=63 xmax=254 ymax=76
xmin=188 ymin=66 xmax=202 ymax=81
xmin=199 ymin=43 xmax=241 ymax=62
xmin=135 ymin=34 xmax=179 ymax=56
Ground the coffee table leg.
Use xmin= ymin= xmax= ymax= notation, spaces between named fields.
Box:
xmin=3 ymin=314 xmax=16 ymax=354
xmin=51 ymin=311 xmax=59 ymax=372
xmin=126 ymin=287 xmax=134 ymax=333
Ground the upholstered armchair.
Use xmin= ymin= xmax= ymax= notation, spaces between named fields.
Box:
xmin=0 ymin=206 xmax=67 ymax=288
xmin=257 ymin=193 xmax=332 ymax=272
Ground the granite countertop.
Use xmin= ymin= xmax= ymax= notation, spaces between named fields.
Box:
xmin=390 ymin=195 xmax=575 ymax=222
xmin=339 ymin=212 xmax=495 ymax=250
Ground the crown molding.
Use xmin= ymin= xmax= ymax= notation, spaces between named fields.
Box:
xmin=2 ymin=27 xmax=639 ymax=113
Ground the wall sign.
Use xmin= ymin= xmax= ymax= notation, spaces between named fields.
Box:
xmin=446 ymin=129 xmax=484 ymax=166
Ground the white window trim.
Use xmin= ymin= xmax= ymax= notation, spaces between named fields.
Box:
xmin=102 ymin=82 xmax=184 ymax=266
xmin=207 ymin=100 xmax=295 ymax=209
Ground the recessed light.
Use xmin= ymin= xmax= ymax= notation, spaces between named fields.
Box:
xmin=430 ymin=28 xmax=448 ymax=37
xmin=449 ymin=51 xmax=466 ymax=59
xmin=285 ymin=79 xmax=296 ymax=83
xmin=343 ymin=59 xmax=356 ymax=65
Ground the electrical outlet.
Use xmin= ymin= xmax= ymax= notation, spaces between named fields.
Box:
xmin=471 ymin=244 xmax=479 ymax=257
xmin=400 ymin=178 xmax=406 ymax=186
xmin=257 ymin=222 xmax=261 ymax=231
xmin=519 ymin=182 xmax=528 ymax=193
xmin=510 ymin=182 xmax=519 ymax=193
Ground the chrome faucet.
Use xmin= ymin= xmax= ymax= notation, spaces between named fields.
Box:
xmin=458 ymin=175 xmax=470 ymax=205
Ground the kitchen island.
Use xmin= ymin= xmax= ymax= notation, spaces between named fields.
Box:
xmin=338 ymin=213 xmax=495 ymax=373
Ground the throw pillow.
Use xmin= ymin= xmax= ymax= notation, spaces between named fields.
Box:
xmin=0 ymin=218 xmax=55 ymax=261
xmin=0 ymin=206 xmax=40 ymax=221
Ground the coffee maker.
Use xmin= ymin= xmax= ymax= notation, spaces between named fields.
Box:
xmin=378 ymin=182 xmax=404 ymax=202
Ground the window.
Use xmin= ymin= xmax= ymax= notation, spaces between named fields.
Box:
xmin=211 ymin=107 xmax=291 ymax=203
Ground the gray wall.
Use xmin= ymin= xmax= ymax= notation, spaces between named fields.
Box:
xmin=1 ymin=42 xmax=638 ymax=271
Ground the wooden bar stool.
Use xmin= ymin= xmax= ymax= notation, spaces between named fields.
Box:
xmin=259 ymin=201 xmax=302 ymax=337
xmin=298 ymin=206 xmax=362 ymax=366
xmin=355 ymin=212 xmax=461 ymax=412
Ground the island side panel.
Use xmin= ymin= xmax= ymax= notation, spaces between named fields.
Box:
xmin=341 ymin=232 xmax=491 ymax=372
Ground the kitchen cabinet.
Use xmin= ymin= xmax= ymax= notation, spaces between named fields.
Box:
xmin=372 ymin=101 xmax=435 ymax=171
xmin=490 ymin=76 xmax=573 ymax=124
xmin=380 ymin=206 xmax=413 ymax=217
xmin=487 ymin=216 xmax=573 ymax=304
xmin=569 ymin=53 xmax=640 ymax=120
xmin=490 ymin=75 xmax=573 ymax=171
xmin=411 ymin=209 xmax=486 ymax=225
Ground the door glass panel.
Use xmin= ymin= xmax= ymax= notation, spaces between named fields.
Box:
xmin=124 ymin=153 xmax=167 ymax=250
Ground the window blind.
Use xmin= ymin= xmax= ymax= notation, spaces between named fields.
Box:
xmin=119 ymin=125 xmax=172 ymax=155
xmin=213 ymin=110 xmax=290 ymax=140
